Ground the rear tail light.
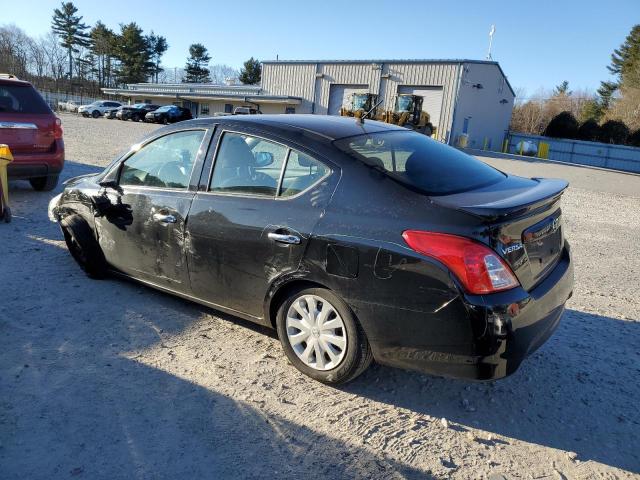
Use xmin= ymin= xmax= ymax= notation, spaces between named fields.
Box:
xmin=54 ymin=117 xmax=63 ymax=139
xmin=402 ymin=230 xmax=519 ymax=294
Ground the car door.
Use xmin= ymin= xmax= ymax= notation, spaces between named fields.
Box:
xmin=94 ymin=126 xmax=213 ymax=292
xmin=186 ymin=128 xmax=337 ymax=321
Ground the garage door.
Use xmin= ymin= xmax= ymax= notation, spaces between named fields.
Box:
xmin=397 ymin=85 xmax=444 ymax=127
xmin=327 ymin=84 xmax=369 ymax=115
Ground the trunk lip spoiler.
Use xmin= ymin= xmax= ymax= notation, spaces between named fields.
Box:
xmin=431 ymin=176 xmax=569 ymax=220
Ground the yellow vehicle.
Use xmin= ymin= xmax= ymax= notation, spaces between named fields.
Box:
xmin=340 ymin=93 xmax=379 ymax=118
xmin=0 ymin=144 xmax=13 ymax=222
xmin=378 ymin=94 xmax=434 ymax=136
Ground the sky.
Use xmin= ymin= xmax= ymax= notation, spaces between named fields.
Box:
xmin=3 ymin=0 xmax=638 ymax=96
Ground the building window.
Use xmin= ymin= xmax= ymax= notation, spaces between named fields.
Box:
xmin=285 ymin=106 xmax=295 ymax=114
xmin=224 ymin=103 xmax=233 ymax=113
xmin=201 ymin=103 xmax=210 ymax=115
xmin=144 ymin=98 xmax=151 ymax=104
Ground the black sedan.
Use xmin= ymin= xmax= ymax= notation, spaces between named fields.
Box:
xmin=48 ymin=115 xmax=573 ymax=384
xmin=145 ymin=105 xmax=192 ymax=124
xmin=116 ymin=103 xmax=160 ymax=122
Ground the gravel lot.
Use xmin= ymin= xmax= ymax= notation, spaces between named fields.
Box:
xmin=1 ymin=114 xmax=639 ymax=479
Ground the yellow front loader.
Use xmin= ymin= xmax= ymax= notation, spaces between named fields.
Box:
xmin=0 ymin=144 xmax=13 ymax=223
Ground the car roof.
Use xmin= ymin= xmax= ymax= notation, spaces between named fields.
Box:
xmin=0 ymin=77 xmax=33 ymax=87
xmin=182 ymin=114 xmax=407 ymax=141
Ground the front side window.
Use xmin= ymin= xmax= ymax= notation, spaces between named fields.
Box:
xmin=210 ymin=132 xmax=288 ymax=196
xmin=280 ymin=150 xmax=329 ymax=197
xmin=120 ymin=130 xmax=205 ymax=189
xmin=334 ymin=130 xmax=505 ymax=195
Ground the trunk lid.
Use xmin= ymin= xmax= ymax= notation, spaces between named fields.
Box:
xmin=433 ymin=175 xmax=568 ymax=291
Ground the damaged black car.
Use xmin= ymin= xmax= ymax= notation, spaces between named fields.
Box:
xmin=49 ymin=115 xmax=573 ymax=384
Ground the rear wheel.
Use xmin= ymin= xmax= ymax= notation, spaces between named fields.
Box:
xmin=276 ymin=287 xmax=373 ymax=384
xmin=91 ymin=110 xmax=100 ymax=118
xmin=29 ymin=175 xmax=59 ymax=191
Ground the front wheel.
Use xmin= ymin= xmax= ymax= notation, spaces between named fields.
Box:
xmin=91 ymin=110 xmax=100 ymax=118
xmin=276 ymin=287 xmax=373 ymax=384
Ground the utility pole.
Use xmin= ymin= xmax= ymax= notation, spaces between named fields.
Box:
xmin=487 ymin=25 xmax=496 ymax=60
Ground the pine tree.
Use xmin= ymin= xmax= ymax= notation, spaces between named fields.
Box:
xmin=239 ymin=57 xmax=261 ymax=85
xmin=608 ymin=24 xmax=640 ymax=88
xmin=184 ymin=43 xmax=211 ymax=83
xmin=114 ymin=23 xmax=153 ymax=84
xmin=51 ymin=1 xmax=91 ymax=79
xmin=553 ymin=80 xmax=571 ymax=96
xmin=146 ymin=32 xmax=168 ymax=83
xmin=90 ymin=21 xmax=116 ymax=87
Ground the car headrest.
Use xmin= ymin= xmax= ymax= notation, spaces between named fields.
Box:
xmin=220 ymin=135 xmax=256 ymax=169
xmin=366 ymin=156 xmax=385 ymax=169
xmin=0 ymin=96 xmax=13 ymax=111
xmin=405 ymin=152 xmax=425 ymax=177
xmin=297 ymin=154 xmax=313 ymax=167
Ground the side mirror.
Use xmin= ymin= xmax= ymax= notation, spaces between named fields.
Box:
xmin=98 ymin=179 xmax=122 ymax=194
xmin=254 ymin=151 xmax=274 ymax=167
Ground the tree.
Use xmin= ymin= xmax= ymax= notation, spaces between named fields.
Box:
xmin=598 ymin=120 xmax=630 ymax=145
xmin=184 ymin=43 xmax=211 ymax=83
xmin=90 ymin=21 xmax=116 ymax=87
xmin=608 ymin=24 xmax=640 ymax=89
xmin=51 ymin=1 xmax=91 ymax=79
xmin=114 ymin=23 xmax=153 ymax=84
xmin=239 ymin=57 xmax=261 ymax=85
xmin=146 ymin=32 xmax=168 ymax=83
xmin=543 ymin=111 xmax=579 ymax=139
xmin=554 ymin=80 xmax=571 ymax=96
xmin=628 ymin=129 xmax=640 ymax=147
xmin=576 ymin=119 xmax=601 ymax=142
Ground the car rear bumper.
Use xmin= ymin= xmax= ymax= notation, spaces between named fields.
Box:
xmin=369 ymin=243 xmax=574 ymax=380
xmin=7 ymin=139 xmax=65 ymax=179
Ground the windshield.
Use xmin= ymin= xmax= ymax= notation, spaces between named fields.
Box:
xmin=395 ymin=96 xmax=414 ymax=112
xmin=132 ymin=104 xmax=148 ymax=109
xmin=334 ymin=130 xmax=505 ymax=195
xmin=156 ymin=106 xmax=173 ymax=112
xmin=352 ymin=94 xmax=369 ymax=110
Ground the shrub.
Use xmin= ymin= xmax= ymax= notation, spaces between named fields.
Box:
xmin=544 ymin=111 xmax=579 ymax=139
xmin=576 ymin=119 xmax=601 ymax=141
xmin=628 ymin=129 xmax=640 ymax=147
xmin=598 ymin=120 xmax=630 ymax=144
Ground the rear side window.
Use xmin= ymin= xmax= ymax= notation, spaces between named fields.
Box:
xmin=280 ymin=151 xmax=329 ymax=197
xmin=0 ymin=84 xmax=51 ymax=114
xmin=334 ymin=131 xmax=505 ymax=195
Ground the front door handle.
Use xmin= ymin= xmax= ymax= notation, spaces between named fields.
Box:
xmin=268 ymin=232 xmax=301 ymax=245
xmin=153 ymin=213 xmax=177 ymax=224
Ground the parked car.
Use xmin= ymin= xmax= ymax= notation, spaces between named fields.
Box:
xmin=0 ymin=74 xmax=64 ymax=191
xmin=48 ymin=115 xmax=573 ymax=384
xmin=57 ymin=100 xmax=78 ymax=113
xmin=117 ymin=103 xmax=160 ymax=122
xmin=144 ymin=105 xmax=192 ymax=124
xmin=233 ymin=106 xmax=262 ymax=115
xmin=78 ymin=100 xmax=122 ymax=118
xmin=103 ymin=106 xmax=122 ymax=119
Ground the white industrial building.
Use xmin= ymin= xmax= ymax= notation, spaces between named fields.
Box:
xmin=102 ymin=58 xmax=514 ymax=149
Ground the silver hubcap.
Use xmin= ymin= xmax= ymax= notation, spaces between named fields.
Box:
xmin=286 ymin=294 xmax=347 ymax=371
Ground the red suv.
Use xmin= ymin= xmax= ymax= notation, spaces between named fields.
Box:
xmin=0 ymin=75 xmax=64 ymax=191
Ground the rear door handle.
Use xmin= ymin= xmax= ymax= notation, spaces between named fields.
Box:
xmin=268 ymin=232 xmax=301 ymax=244
xmin=153 ymin=213 xmax=177 ymax=224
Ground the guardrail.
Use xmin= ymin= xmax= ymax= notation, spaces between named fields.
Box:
xmin=506 ymin=132 xmax=640 ymax=174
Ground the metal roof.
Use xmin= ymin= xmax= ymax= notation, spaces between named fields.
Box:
xmin=101 ymin=86 xmax=302 ymax=104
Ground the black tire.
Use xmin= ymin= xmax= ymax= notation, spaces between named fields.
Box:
xmin=60 ymin=215 xmax=107 ymax=279
xmin=91 ymin=110 xmax=100 ymax=118
xmin=29 ymin=175 xmax=59 ymax=191
xmin=163 ymin=116 xmax=169 ymax=125
xmin=276 ymin=287 xmax=373 ymax=384
xmin=132 ymin=114 xmax=141 ymax=122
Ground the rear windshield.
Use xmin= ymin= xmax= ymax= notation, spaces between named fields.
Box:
xmin=334 ymin=130 xmax=505 ymax=195
xmin=0 ymin=84 xmax=51 ymax=114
